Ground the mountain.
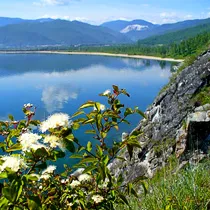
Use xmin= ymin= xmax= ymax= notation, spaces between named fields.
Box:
xmin=102 ymin=18 xmax=210 ymax=41
xmin=138 ymin=23 xmax=210 ymax=45
xmin=0 ymin=17 xmax=26 ymax=27
xmin=101 ymin=19 xmax=157 ymax=40
xmin=0 ymin=19 xmax=132 ymax=48
xmin=0 ymin=17 xmax=54 ymax=27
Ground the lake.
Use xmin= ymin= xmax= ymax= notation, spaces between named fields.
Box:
xmin=0 ymin=53 xmax=174 ymax=170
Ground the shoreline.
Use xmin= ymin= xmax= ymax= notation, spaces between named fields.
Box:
xmin=0 ymin=50 xmax=184 ymax=62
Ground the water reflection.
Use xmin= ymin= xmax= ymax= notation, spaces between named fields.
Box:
xmin=0 ymin=54 xmax=173 ymax=128
xmin=41 ymin=85 xmax=79 ymax=113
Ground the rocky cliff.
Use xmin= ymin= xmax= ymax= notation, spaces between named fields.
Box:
xmin=110 ymin=50 xmax=210 ymax=182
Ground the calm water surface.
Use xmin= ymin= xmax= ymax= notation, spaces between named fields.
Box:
xmin=0 ymin=54 xmax=174 ymax=170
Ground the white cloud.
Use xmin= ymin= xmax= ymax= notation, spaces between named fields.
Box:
xmin=160 ymin=12 xmax=179 ymax=23
xmin=33 ymin=0 xmax=77 ymax=6
xmin=184 ymin=14 xmax=193 ymax=19
xmin=40 ymin=14 xmax=89 ymax=22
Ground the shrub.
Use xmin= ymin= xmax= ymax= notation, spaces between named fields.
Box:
xmin=0 ymin=85 xmax=146 ymax=210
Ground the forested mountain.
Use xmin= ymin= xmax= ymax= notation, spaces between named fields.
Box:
xmin=138 ymin=23 xmax=210 ymax=45
xmin=0 ymin=19 xmax=131 ymax=48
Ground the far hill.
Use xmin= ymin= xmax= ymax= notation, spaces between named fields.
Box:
xmin=102 ymin=18 xmax=210 ymax=41
xmin=0 ymin=17 xmax=54 ymax=27
xmin=138 ymin=23 xmax=210 ymax=45
xmin=0 ymin=20 xmax=132 ymax=48
xmin=101 ymin=19 xmax=156 ymax=33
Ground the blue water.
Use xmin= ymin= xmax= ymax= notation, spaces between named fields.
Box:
xmin=0 ymin=53 xmax=173 ymax=170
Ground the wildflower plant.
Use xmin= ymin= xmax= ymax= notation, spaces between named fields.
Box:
xmin=0 ymin=85 xmax=146 ymax=210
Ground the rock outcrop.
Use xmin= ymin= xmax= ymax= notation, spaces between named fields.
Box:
xmin=110 ymin=50 xmax=210 ymax=182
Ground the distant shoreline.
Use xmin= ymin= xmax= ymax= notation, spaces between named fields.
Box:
xmin=0 ymin=50 xmax=184 ymax=62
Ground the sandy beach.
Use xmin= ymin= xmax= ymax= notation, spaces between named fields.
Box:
xmin=0 ymin=50 xmax=184 ymax=62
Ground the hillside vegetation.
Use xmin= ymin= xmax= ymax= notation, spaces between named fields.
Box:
xmin=138 ymin=23 xmax=210 ymax=45
xmin=72 ymin=31 xmax=210 ymax=59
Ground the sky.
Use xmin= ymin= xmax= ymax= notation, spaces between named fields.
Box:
xmin=1 ymin=0 xmax=210 ymax=25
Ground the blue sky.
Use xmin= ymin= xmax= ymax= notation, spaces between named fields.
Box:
xmin=1 ymin=0 xmax=210 ymax=24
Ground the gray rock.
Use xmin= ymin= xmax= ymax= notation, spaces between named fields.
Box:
xmin=109 ymin=50 xmax=210 ymax=182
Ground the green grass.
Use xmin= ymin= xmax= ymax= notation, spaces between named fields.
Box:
xmin=191 ymin=86 xmax=210 ymax=106
xmin=116 ymin=157 xmax=210 ymax=210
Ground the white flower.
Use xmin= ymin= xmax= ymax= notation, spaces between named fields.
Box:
xmin=103 ymin=89 xmax=111 ymax=95
xmin=78 ymin=174 xmax=91 ymax=182
xmin=40 ymin=174 xmax=50 ymax=180
xmin=92 ymin=195 xmax=104 ymax=204
xmin=44 ymin=135 xmax=65 ymax=150
xmin=0 ymin=155 xmax=27 ymax=172
xmin=40 ymin=113 xmax=71 ymax=132
xmin=42 ymin=165 xmax=56 ymax=175
xmin=24 ymin=103 xmax=33 ymax=108
xmin=93 ymin=104 xmax=106 ymax=111
xmin=70 ymin=168 xmax=84 ymax=177
xmin=70 ymin=180 xmax=81 ymax=188
xmin=19 ymin=133 xmax=46 ymax=152
xmin=98 ymin=178 xmax=109 ymax=189
xmin=39 ymin=185 xmax=43 ymax=190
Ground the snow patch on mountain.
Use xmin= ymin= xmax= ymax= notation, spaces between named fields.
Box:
xmin=120 ymin=24 xmax=149 ymax=33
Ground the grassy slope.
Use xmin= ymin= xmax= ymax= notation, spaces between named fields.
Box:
xmin=116 ymin=157 xmax=210 ymax=210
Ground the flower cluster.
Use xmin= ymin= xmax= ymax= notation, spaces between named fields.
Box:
xmin=40 ymin=113 xmax=71 ymax=132
xmin=44 ymin=135 xmax=65 ymax=150
xmin=78 ymin=174 xmax=92 ymax=183
xmin=19 ymin=132 xmax=46 ymax=152
xmin=92 ymin=195 xmax=104 ymax=204
xmin=0 ymin=155 xmax=27 ymax=172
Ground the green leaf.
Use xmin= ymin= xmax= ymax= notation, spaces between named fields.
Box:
xmin=0 ymin=197 xmax=9 ymax=209
xmin=127 ymin=145 xmax=134 ymax=160
xmin=87 ymin=141 xmax=92 ymax=152
xmin=112 ymin=85 xmax=119 ymax=94
xmin=80 ymin=157 xmax=97 ymax=163
xmin=141 ymin=181 xmax=149 ymax=196
xmin=79 ymin=102 xmax=95 ymax=109
xmin=8 ymin=114 xmax=14 ymax=121
xmin=53 ymin=150 xmax=65 ymax=159
xmin=96 ymin=145 xmax=103 ymax=157
xmin=34 ymin=147 xmax=48 ymax=157
xmin=6 ymin=143 xmax=22 ymax=152
xmin=117 ymin=174 xmax=123 ymax=185
xmin=0 ymin=142 xmax=5 ymax=148
xmin=70 ymin=154 xmax=83 ymax=159
xmin=27 ymin=196 xmax=42 ymax=210
xmin=72 ymin=110 xmax=84 ymax=118
xmin=65 ymin=134 xmax=74 ymax=141
xmin=0 ymin=172 xmax=7 ymax=179
xmin=2 ymin=179 xmax=23 ymax=203
xmin=64 ymin=139 xmax=75 ymax=153
xmin=98 ymin=164 xmax=106 ymax=181
xmin=124 ymin=108 xmax=133 ymax=117
xmin=23 ymin=175 xmax=39 ymax=182
xmin=85 ymin=130 xmax=96 ymax=134
xmin=118 ymin=193 xmax=130 ymax=206
xmin=95 ymin=102 xmax=101 ymax=112
xmin=29 ymin=120 xmax=41 ymax=126
xmin=83 ymin=165 xmax=97 ymax=174
xmin=72 ymin=122 xmax=80 ymax=130
xmin=35 ymin=162 xmax=47 ymax=170
xmin=82 ymin=118 xmax=95 ymax=124
xmin=135 ymin=109 xmax=147 ymax=119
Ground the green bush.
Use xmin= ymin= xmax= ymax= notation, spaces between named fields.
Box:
xmin=0 ymin=85 xmax=146 ymax=210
